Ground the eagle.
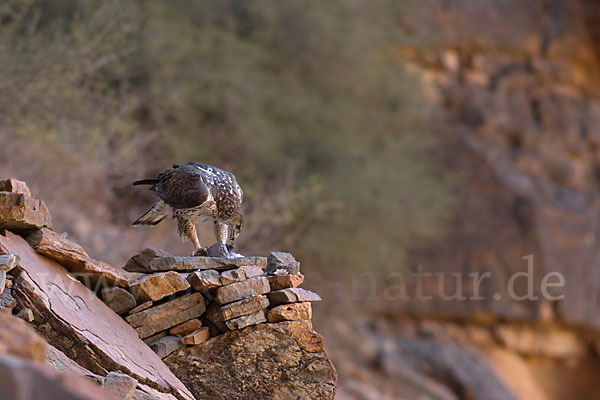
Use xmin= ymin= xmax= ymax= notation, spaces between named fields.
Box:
xmin=132 ymin=162 xmax=244 ymax=256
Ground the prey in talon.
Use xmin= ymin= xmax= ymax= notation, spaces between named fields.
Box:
xmin=132 ymin=162 xmax=244 ymax=256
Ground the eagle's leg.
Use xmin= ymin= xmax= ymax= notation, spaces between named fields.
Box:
xmin=177 ymin=217 xmax=206 ymax=256
xmin=213 ymin=220 xmax=228 ymax=244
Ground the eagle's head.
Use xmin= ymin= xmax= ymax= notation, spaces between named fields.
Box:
xmin=229 ymin=211 xmax=244 ymax=242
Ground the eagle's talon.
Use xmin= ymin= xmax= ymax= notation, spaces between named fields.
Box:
xmin=192 ymin=248 xmax=208 ymax=257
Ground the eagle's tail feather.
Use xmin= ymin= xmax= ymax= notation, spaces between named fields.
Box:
xmin=132 ymin=201 xmax=169 ymax=226
xmin=133 ymin=179 xmax=158 ymax=186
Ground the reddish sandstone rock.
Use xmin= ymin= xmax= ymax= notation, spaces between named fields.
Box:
xmin=169 ymin=319 xmax=202 ymax=336
xmin=220 ymin=265 xmax=264 ymax=285
xmin=224 ymin=309 xmax=266 ymax=330
xmin=186 ymin=269 xmax=221 ymax=292
xmin=125 ymin=293 xmax=206 ymax=339
xmin=181 ymin=328 xmax=210 ymax=345
xmin=0 ymin=192 xmax=52 ymax=232
xmin=27 ymin=228 xmax=88 ymax=257
xmin=164 ymin=320 xmax=337 ymax=400
xmin=274 ymin=320 xmax=326 ymax=353
xmin=129 ymin=271 xmax=190 ymax=303
xmin=26 ymin=228 xmax=129 ymax=288
xmin=493 ymin=325 xmax=585 ymax=358
xmin=267 ymin=302 xmax=312 ymax=323
xmin=203 ymin=302 xmax=227 ymax=335
xmin=219 ymin=295 xmax=269 ymax=321
xmin=0 ymin=231 xmax=194 ymax=400
xmin=214 ymin=277 xmax=270 ymax=305
xmin=129 ymin=301 xmax=152 ymax=314
xmin=267 ymin=288 xmax=321 ymax=306
xmin=267 ymin=274 xmax=304 ymax=291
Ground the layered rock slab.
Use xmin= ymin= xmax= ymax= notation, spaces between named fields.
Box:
xmin=267 ymin=273 xmax=303 ymax=291
xmin=129 ymin=271 xmax=190 ymax=303
xmin=187 ymin=269 xmax=221 ymax=292
xmin=267 ymin=302 xmax=312 ymax=323
xmin=181 ymin=328 xmax=210 ymax=345
xmin=214 ymin=276 xmax=270 ymax=305
xmin=169 ymin=319 xmax=202 ymax=336
xmin=0 ymin=231 xmax=193 ymax=400
xmin=0 ymin=191 xmax=52 ymax=232
xmin=26 ymin=228 xmax=129 ymax=288
xmin=267 ymin=287 xmax=321 ymax=306
xmin=147 ymin=256 xmax=267 ymax=272
xmin=129 ymin=301 xmax=152 ymax=314
xmin=125 ymin=293 xmax=205 ymax=339
xmin=27 ymin=228 xmax=88 ymax=258
xmin=220 ymin=265 xmax=264 ymax=285
xmin=164 ymin=320 xmax=337 ymax=400
xmin=225 ymin=309 xmax=267 ymax=330
xmin=219 ymin=295 xmax=269 ymax=321
xmin=124 ymin=247 xmax=173 ymax=273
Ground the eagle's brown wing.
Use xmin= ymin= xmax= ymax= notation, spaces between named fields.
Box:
xmin=153 ymin=164 xmax=210 ymax=209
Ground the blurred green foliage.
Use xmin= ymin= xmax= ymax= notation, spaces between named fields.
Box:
xmin=0 ymin=0 xmax=455 ymax=273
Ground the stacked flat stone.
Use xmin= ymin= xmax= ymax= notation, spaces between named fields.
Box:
xmin=0 ymin=179 xmax=52 ymax=319
xmin=0 ymin=179 xmax=52 ymax=232
xmin=111 ymin=248 xmax=321 ymax=359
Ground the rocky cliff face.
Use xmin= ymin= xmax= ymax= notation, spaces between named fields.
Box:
xmin=0 ymin=179 xmax=337 ymax=399
xmin=330 ymin=1 xmax=600 ymax=399
xmin=396 ymin=0 xmax=600 ymax=328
